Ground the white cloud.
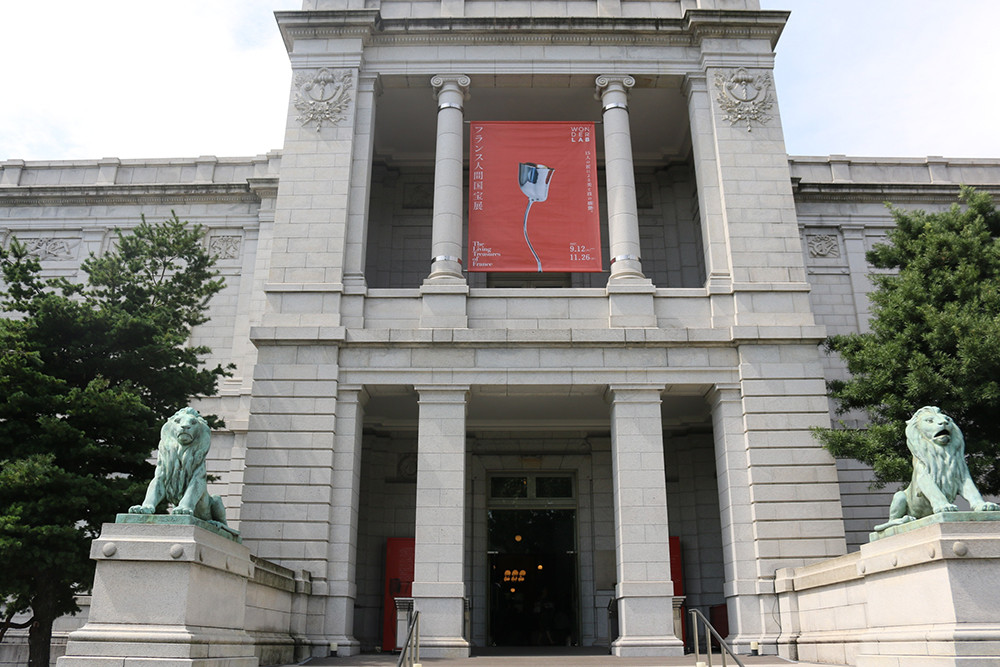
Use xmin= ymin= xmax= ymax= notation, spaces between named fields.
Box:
xmin=764 ymin=0 xmax=1000 ymax=158
xmin=2 ymin=1 xmax=998 ymax=161
xmin=0 ymin=0 xmax=299 ymax=160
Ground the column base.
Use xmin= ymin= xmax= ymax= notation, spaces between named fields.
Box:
xmin=611 ymin=636 xmax=685 ymax=657
xmin=606 ymin=278 xmax=655 ymax=327
xmin=329 ymin=637 xmax=360 ymax=657
xmin=419 ymin=279 xmax=468 ymax=328
xmin=612 ymin=584 xmax=684 ymax=657
xmin=419 ymin=638 xmax=471 ymax=659
xmin=413 ymin=593 xmax=468 ymax=658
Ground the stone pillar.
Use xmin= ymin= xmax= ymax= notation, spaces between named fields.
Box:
xmin=682 ymin=74 xmax=733 ymax=299
xmin=427 ymin=74 xmax=470 ymax=281
xmin=707 ymin=384 xmax=761 ymax=650
xmin=343 ymin=74 xmax=381 ymax=291
xmin=606 ymin=385 xmax=684 ymax=657
xmin=710 ymin=343 xmax=848 ymax=654
xmin=421 ymin=75 xmax=470 ymax=328
xmin=596 ymin=74 xmax=655 ymax=327
xmin=841 ymin=223 xmax=874 ymax=333
xmin=596 ymin=74 xmax=644 ymax=281
xmin=411 ymin=386 xmax=470 ymax=658
xmin=322 ymin=387 xmax=368 ymax=656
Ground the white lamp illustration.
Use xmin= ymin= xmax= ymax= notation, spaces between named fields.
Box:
xmin=518 ymin=162 xmax=554 ymax=272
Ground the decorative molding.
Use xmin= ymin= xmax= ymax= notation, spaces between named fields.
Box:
xmin=397 ymin=453 xmax=417 ymax=481
xmin=294 ymin=68 xmax=354 ymax=131
xmin=714 ymin=67 xmax=774 ymax=132
xmin=0 ymin=183 xmax=260 ymax=208
xmin=807 ymin=234 xmax=840 ymax=259
xmin=210 ymin=235 xmax=242 ymax=261
xmin=16 ymin=236 xmax=79 ymax=261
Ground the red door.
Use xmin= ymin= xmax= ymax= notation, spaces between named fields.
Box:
xmin=382 ymin=538 xmax=415 ymax=651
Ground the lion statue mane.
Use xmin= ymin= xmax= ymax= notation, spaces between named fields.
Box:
xmin=874 ymin=406 xmax=1000 ymax=531
xmin=129 ymin=407 xmax=229 ymax=527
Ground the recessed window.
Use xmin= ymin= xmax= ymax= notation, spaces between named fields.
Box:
xmin=491 ymin=476 xmax=529 ymax=498
xmin=489 ymin=474 xmax=574 ymax=503
xmin=535 ymin=476 xmax=573 ymax=498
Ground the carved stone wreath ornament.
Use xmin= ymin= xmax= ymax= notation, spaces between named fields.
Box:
xmin=294 ymin=68 xmax=354 ymax=131
xmin=21 ymin=237 xmax=76 ymax=261
xmin=807 ymin=234 xmax=841 ymax=258
xmin=714 ymin=67 xmax=775 ymax=131
xmin=209 ymin=235 xmax=242 ymax=260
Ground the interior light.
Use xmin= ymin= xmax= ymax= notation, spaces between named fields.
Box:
xmin=537 ymin=564 xmax=544 ymax=570
xmin=514 ymin=535 xmax=522 ymax=542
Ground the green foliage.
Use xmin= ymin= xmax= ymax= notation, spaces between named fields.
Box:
xmin=816 ymin=188 xmax=1000 ymax=494
xmin=0 ymin=213 xmax=230 ymax=666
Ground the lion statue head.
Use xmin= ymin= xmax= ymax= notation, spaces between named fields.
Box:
xmin=905 ymin=406 xmax=964 ymax=479
xmin=162 ymin=406 xmax=211 ymax=450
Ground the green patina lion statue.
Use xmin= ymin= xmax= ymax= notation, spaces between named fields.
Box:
xmin=875 ymin=406 xmax=1000 ymax=531
xmin=129 ymin=407 xmax=229 ymax=527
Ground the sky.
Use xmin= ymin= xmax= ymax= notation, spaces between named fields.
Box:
xmin=1 ymin=1 xmax=999 ymax=162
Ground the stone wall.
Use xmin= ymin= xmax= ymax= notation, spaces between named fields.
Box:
xmin=792 ymin=156 xmax=1000 ymax=552
xmin=0 ymin=154 xmax=279 ymax=526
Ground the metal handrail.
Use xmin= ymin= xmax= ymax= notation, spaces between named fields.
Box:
xmin=396 ymin=610 xmax=420 ymax=667
xmin=689 ymin=608 xmax=745 ymax=667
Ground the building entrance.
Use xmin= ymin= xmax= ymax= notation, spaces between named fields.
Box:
xmin=486 ymin=475 xmax=578 ymax=647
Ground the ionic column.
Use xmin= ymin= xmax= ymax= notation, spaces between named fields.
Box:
xmin=596 ymin=75 xmax=644 ymax=281
xmin=606 ymin=385 xmax=684 ymax=657
xmin=411 ymin=386 xmax=470 ymax=658
xmin=427 ymin=74 xmax=470 ymax=281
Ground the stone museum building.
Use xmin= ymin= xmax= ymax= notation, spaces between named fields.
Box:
xmin=3 ymin=0 xmax=1000 ymax=663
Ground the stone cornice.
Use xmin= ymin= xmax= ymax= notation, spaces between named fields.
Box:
xmin=685 ymin=10 xmax=789 ymax=50
xmin=0 ymin=183 xmax=260 ymax=208
xmin=791 ymin=180 xmax=1000 ymax=205
xmin=375 ymin=16 xmax=689 ymax=46
xmin=249 ymin=325 xmax=824 ymax=348
xmin=275 ymin=9 xmax=788 ymax=50
xmin=276 ymin=9 xmax=382 ymax=52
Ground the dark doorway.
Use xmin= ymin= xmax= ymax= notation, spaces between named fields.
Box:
xmin=487 ymin=508 xmax=577 ymax=647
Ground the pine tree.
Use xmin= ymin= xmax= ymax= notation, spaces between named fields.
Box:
xmin=0 ymin=213 xmax=231 ymax=667
xmin=816 ymin=188 xmax=1000 ymax=495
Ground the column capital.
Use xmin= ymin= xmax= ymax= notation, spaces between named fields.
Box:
xmin=681 ymin=73 xmax=709 ymax=99
xmin=595 ymin=74 xmax=636 ymax=99
xmin=415 ymin=385 xmax=471 ymax=403
xmin=604 ymin=384 xmax=664 ymax=404
xmin=431 ymin=74 xmax=471 ymax=103
xmin=358 ymin=72 xmax=383 ymax=96
xmin=706 ymin=383 xmax=742 ymax=407
xmin=594 ymin=74 xmax=635 ymax=105
xmin=336 ymin=385 xmax=371 ymax=407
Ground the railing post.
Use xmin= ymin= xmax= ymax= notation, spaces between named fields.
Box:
xmin=690 ymin=607 xmax=745 ymax=667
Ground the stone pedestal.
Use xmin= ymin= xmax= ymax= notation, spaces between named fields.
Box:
xmin=856 ymin=513 xmax=1000 ymax=667
xmin=776 ymin=513 xmax=1000 ymax=666
xmin=57 ymin=516 xmax=257 ymax=667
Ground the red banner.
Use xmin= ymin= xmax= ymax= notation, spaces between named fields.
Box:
xmin=468 ymin=122 xmax=602 ymax=272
